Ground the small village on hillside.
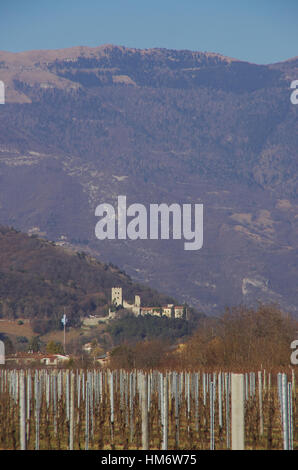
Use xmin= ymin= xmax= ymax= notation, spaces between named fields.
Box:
xmin=1 ymin=287 xmax=189 ymax=368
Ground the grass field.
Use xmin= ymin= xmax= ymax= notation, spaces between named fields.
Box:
xmin=0 ymin=318 xmax=105 ymax=350
xmin=0 ymin=319 xmax=36 ymax=338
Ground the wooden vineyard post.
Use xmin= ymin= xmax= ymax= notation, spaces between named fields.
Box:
xmin=69 ymin=372 xmax=75 ymax=450
xmin=174 ymin=372 xmax=180 ymax=447
xmin=85 ymin=380 xmax=89 ymax=450
xmin=231 ymin=373 xmax=244 ymax=450
xmin=258 ymin=371 xmax=264 ymax=436
xmin=19 ymin=371 xmax=26 ymax=450
xmin=26 ymin=370 xmax=31 ymax=445
xmin=280 ymin=373 xmax=291 ymax=450
xmin=110 ymin=370 xmax=114 ymax=445
xmin=34 ymin=371 xmax=41 ymax=450
xmin=218 ymin=372 xmax=222 ymax=430
xmin=161 ymin=373 xmax=168 ymax=450
xmin=225 ymin=373 xmax=230 ymax=448
xmin=210 ymin=381 xmax=215 ymax=450
xmin=141 ymin=372 xmax=149 ymax=450
xmin=288 ymin=382 xmax=293 ymax=450
xmin=129 ymin=371 xmax=134 ymax=443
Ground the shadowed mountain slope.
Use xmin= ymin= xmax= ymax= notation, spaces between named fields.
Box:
xmin=0 ymin=45 xmax=297 ymax=314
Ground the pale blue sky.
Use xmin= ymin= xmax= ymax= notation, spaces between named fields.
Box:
xmin=0 ymin=0 xmax=297 ymax=64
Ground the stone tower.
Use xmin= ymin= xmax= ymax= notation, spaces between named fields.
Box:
xmin=111 ymin=287 xmax=123 ymax=306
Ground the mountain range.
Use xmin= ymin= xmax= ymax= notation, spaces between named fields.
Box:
xmin=0 ymin=45 xmax=297 ymax=314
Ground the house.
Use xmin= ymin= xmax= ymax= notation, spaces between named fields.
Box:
xmin=82 ymin=342 xmax=93 ymax=354
xmin=174 ymin=306 xmax=184 ymax=318
xmin=162 ymin=305 xmax=174 ymax=318
xmin=40 ymin=354 xmax=69 ymax=366
xmin=140 ymin=307 xmax=162 ymax=316
xmin=6 ymin=352 xmax=69 ymax=366
xmin=95 ymin=352 xmax=110 ymax=367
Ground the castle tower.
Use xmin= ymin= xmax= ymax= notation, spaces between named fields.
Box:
xmin=133 ymin=295 xmax=141 ymax=316
xmin=111 ymin=287 xmax=123 ymax=306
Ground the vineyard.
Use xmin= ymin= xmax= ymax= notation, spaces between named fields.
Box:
xmin=0 ymin=368 xmax=296 ymax=450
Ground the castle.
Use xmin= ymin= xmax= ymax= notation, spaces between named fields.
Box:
xmin=109 ymin=287 xmax=185 ymax=319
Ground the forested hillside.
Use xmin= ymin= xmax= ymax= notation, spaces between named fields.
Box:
xmin=0 ymin=226 xmax=178 ymax=329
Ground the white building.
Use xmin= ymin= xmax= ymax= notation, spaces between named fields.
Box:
xmin=174 ymin=306 xmax=184 ymax=318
